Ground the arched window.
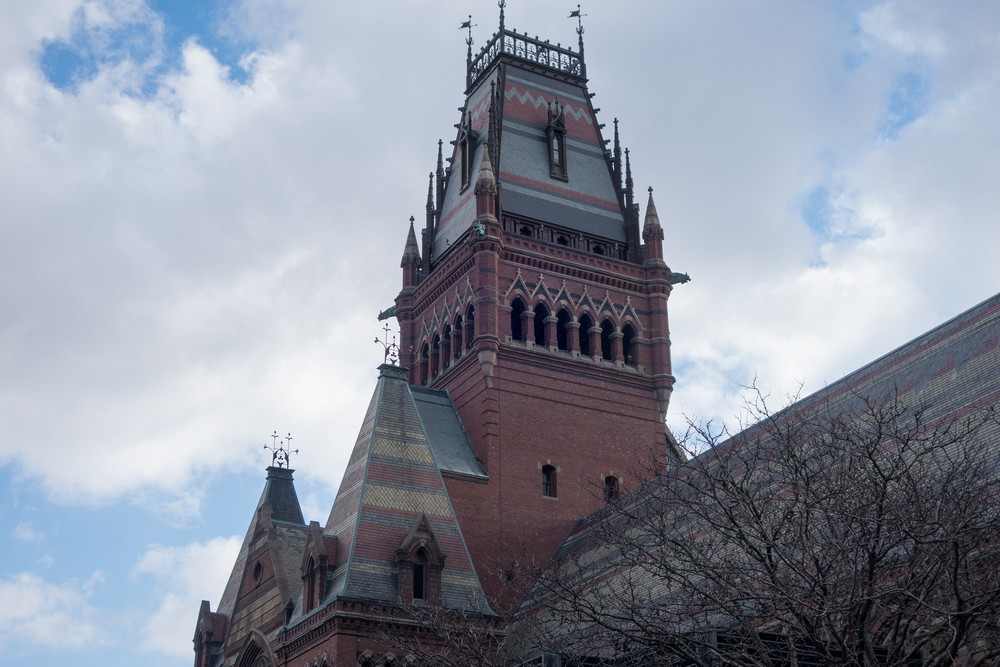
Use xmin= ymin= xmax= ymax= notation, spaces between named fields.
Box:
xmin=465 ymin=305 xmax=475 ymax=350
xmin=304 ymin=557 xmax=317 ymax=611
xmin=454 ymin=316 xmax=464 ymax=358
xmin=533 ymin=303 xmax=549 ymax=346
xmin=604 ymin=476 xmax=620 ymax=502
xmin=556 ymin=309 xmax=571 ymax=351
xmin=600 ymin=319 xmax=615 ymax=361
xmin=511 ymin=298 xmax=527 ymax=342
xmin=578 ymin=314 xmax=594 ymax=357
xmin=542 ymin=465 xmax=557 ymax=498
xmin=413 ymin=550 xmax=427 ymax=601
xmin=420 ymin=343 xmax=430 ymax=385
xmin=442 ymin=325 xmax=452 ymax=369
xmin=431 ymin=334 xmax=441 ymax=378
xmin=622 ymin=323 xmax=638 ymax=366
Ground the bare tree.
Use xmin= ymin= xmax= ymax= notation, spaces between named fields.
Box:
xmin=366 ymin=602 xmax=509 ymax=667
xmin=521 ymin=391 xmax=1000 ymax=667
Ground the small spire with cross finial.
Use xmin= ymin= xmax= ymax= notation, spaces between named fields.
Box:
xmin=264 ymin=430 xmax=299 ymax=468
xmin=375 ymin=321 xmax=400 ymax=365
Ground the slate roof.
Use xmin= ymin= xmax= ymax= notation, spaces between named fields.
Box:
xmin=530 ymin=291 xmax=1000 ymax=618
xmin=217 ymin=466 xmax=306 ymax=618
xmin=433 ymin=61 xmax=626 ymax=260
xmin=410 ymin=386 xmax=487 ymax=479
xmin=498 ymin=67 xmax=625 ymax=241
xmin=322 ymin=364 xmax=490 ymax=612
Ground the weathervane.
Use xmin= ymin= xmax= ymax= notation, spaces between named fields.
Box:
xmin=570 ymin=4 xmax=586 ymax=52
xmin=460 ymin=15 xmax=476 ymax=49
xmin=375 ymin=321 xmax=400 ymax=365
xmin=264 ymin=430 xmax=298 ymax=468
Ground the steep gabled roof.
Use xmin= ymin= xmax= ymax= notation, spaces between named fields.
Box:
xmin=217 ymin=466 xmax=306 ymax=618
xmin=323 ymin=364 xmax=490 ymax=611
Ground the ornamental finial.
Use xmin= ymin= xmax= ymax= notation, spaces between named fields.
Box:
xmin=375 ymin=321 xmax=400 ymax=365
xmin=264 ymin=431 xmax=298 ymax=468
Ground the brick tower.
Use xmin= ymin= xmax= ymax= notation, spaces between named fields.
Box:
xmin=394 ymin=6 xmax=683 ymax=605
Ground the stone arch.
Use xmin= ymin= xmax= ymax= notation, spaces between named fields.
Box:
xmin=235 ymin=630 xmax=276 ymax=667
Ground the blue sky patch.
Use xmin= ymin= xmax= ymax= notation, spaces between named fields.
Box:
xmin=879 ymin=70 xmax=929 ymax=139
xmin=40 ymin=0 xmax=255 ymax=93
xmin=801 ymin=185 xmax=834 ymax=238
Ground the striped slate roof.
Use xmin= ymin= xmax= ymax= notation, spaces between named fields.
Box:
xmin=531 ymin=292 xmax=1000 ymax=620
xmin=217 ymin=466 xmax=305 ymax=618
xmin=499 ymin=67 xmax=625 ymax=241
xmin=323 ymin=364 xmax=490 ymax=611
xmin=432 ymin=62 xmax=626 ymax=260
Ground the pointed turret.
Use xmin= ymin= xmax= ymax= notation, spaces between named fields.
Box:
xmin=401 ymin=216 xmax=421 ymax=288
xmin=475 ymin=143 xmax=497 ymax=219
xmin=642 ymin=187 xmax=665 ymax=263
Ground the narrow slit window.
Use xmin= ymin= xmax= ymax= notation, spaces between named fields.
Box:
xmin=542 ymin=465 xmax=557 ymax=498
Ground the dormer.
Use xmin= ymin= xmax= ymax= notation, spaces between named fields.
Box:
xmin=395 ymin=514 xmax=446 ymax=605
xmin=300 ymin=521 xmax=334 ymax=614
xmin=546 ymin=99 xmax=568 ymax=181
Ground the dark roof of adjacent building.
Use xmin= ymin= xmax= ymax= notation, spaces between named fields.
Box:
xmin=534 ymin=291 xmax=1000 ymax=612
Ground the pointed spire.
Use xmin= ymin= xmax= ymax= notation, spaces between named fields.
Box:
xmin=426 ymin=172 xmax=435 ymax=222
xmin=612 ymin=118 xmax=622 ymax=192
xmin=435 ymin=140 xmax=446 ymax=212
xmin=498 ymin=0 xmax=506 ymax=35
xmin=402 ymin=216 xmax=420 ymax=265
xmin=624 ymin=148 xmax=634 ymax=210
xmin=475 ymin=143 xmax=498 ymax=219
xmin=642 ymin=187 xmax=664 ymax=263
xmin=402 ymin=216 xmax=421 ymax=288
xmin=488 ymin=80 xmax=499 ymax=171
xmin=644 ymin=187 xmax=661 ymax=228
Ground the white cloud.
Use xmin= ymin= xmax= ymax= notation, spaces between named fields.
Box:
xmin=131 ymin=537 xmax=242 ymax=657
xmin=12 ymin=521 xmax=43 ymax=543
xmin=0 ymin=571 xmax=107 ymax=651
xmin=0 ymin=0 xmax=996 ymax=573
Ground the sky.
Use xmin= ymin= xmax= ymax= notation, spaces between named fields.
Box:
xmin=0 ymin=1 xmax=998 ymax=665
